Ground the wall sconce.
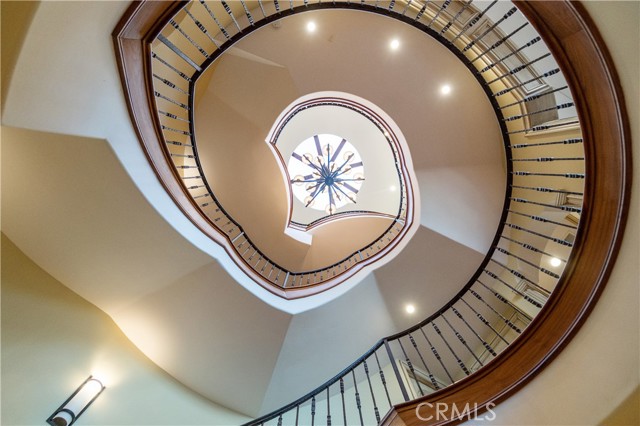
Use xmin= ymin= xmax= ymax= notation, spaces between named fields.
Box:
xmin=47 ymin=376 xmax=105 ymax=426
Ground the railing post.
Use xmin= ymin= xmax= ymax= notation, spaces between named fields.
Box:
xmin=384 ymin=339 xmax=410 ymax=402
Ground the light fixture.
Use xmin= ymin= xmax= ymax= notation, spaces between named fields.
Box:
xmin=47 ymin=376 xmax=105 ymax=426
xmin=405 ymin=304 xmax=416 ymax=314
xmin=549 ymin=257 xmax=562 ymax=267
xmin=440 ymin=84 xmax=452 ymax=95
xmin=306 ymin=21 xmax=316 ymax=32
xmin=289 ymin=134 xmax=365 ymax=215
xmin=390 ymin=39 xmax=400 ymax=50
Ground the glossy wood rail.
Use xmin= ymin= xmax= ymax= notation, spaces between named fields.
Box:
xmin=381 ymin=1 xmax=631 ymax=424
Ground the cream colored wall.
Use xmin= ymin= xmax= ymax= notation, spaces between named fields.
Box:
xmin=0 ymin=234 xmax=250 ymax=425
xmin=463 ymin=2 xmax=640 ymax=425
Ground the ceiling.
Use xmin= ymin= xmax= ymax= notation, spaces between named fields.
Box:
xmin=1 ymin=0 xmax=504 ymax=418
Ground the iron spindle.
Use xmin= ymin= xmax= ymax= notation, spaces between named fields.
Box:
xmin=184 ymin=8 xmax=221 ymax=48
xmin=483 ymin=269 xmax=543 ymax=308
xmin=470 ymin=22 xmax=528 ymax=63
xmin=480 ymin=36 xmax=542 ymax=72
xmin=432 ymin=322 xmax=470 ymax=376
xmin=152 ymin=53 xmax=192 ymax=81
xmin=500 ymin=235 xmax=568 ymax=261
xmin=351 ymin=370 xmax=364 ymax=426
xmin=511 ymin=137 xmax=582 ymax=149
xmin=169 ymin=19 xmax=209 ymax=58
xmin=420 ymin=326 xmax=455 ymax=383
xmin=486 ymin=53 xmax=552 ymax=84
xmin=340 ymin=378 xmax=347 ymax=426
xmin=452 ymin=0 xmax=499 ymax=43
xmin=384 ymin=339 xmax=410 ymax=401
xmin=326 ymin=387 xmax=331 ymax=426
xmin=373 ymin=351 xmax=392 ymax=407
xmin=409 ymin=333 xmax=440 ymax=390
xmin=199 ymin=0 xmax=231 ymax=39
xmin=462 ymin=6 xmax=517 ymax=51
xmin=477 ymin=281 xmax=529 ymax=329
xmin=459 ymin=297 xmax=510 ymax=345
xmin=398 ymin=338 xmax=425 ymax=396
xmin=451 ymin=306 xmax=497 ymax=357
xmin=494 ymin=247 xmax=561 ymax=279
xmin=504 ymin=222 xmax=575 ymax=247
xmin=363 ymin=360 xmax=380 ymax=423
xmin=441 ymin=314 xmax=484 ymax=366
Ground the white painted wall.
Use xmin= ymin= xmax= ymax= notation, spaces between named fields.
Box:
xmin=1 ymin=235 xmax=250 ymax=425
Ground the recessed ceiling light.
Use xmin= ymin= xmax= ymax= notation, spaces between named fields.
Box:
xmin=550 ymin=257 xmax=562 ymax=267
xmin=405 ymin=304 xmax=416 ymax=314
xmin=440 ymin=84 xmax=452 ymax=95
xmin=390 ymin=39 xmax=400 ymax=50
xmin=390 ymin=185 xmax=397 ymax=191
xmin=306 ymin=21 xmax=316 ymax=32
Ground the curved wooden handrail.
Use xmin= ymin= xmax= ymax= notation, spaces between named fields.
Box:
xmin=382 ymin=1 xmax=631 ymax=424
xmin=113 ymin=1 xmax=631 ymax=424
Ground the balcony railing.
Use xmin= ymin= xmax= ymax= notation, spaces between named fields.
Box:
xmin=114 ymin=0 xmax=630 ymax=424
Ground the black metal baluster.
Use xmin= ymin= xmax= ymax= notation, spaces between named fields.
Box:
xmin=326 ymin=387 xmax=331 ymax=426
xmin=462 ymin=6 xmax=516 ymax=51
xmin=184 ymin=7 xmax=221 ymax=48
xmin=409 ymin=333 xmax=439 ymax=390
xmin=476 ymin=280 xmax=530 ymax=322
xmin=340 ymin=378 xmax=347 ymax=426
xmin=363 ymin=360 xmax=380 ymax=423
xmin=351 ymin=370 xmax=364 ymax=426
xmin=295 ymin=404 xmax=299 ymax=426
xmin=398 ymin=338 xmax=424 ymax=396
xmin=153 ymin=72 xmax=191 ymax=94
xmin=154 ymin=91 xmax=190 ymax=110
xmin=451 ymin=306 xmax=497 ymax=357
xmin=432 ymin=322 xmax=470 ymax=376
xmin=507 ymin=210 xmax=578 ymax=231
xmin=384 ymin=339 xmax=410 ymax=401
xmin=451 ymin=0 xmax=498 ymax=43
xmin=414 ymin=0 xmax=432 ymax=22
xmin=419 ymin=326 xmax=454 ymax=384
xmin=470 ymin=22 xmax=528 ymax=63
xmin=494 ymin=68 xmax=561 ymax=97
xmin=311 ymin=395 xmax=316 ymax=426
xmin=504 ymin=222 xmax=576 ymax=247
xmin=494 ymin=247 xmax=561 ymax=279
xmin=199 ymin=0 xmax=230 ymax=40
xmin=459 ymin=297 xmax=510 ymax=345
xmin=441 ymin=313 xmax=484 ymax=366
xmin=221 ymin=1 xmax=242 ymax=32
xmin=169 ymin=19 xmax=209 ymax=58
xmin=511 ymin=137 xmax=582 ymax=148
xmin=373 ymin=351 xmax=392 ymax=407
xmin=500 ymin=235 xmax=567 ymax=262
xmin=486 ymin=53 xmax=552 ymax=84
xmin=239 ymin=0 xmax=254 ymax=25
xmin=152 ymin=52 xmax=192 ymax=82
xmin=483 ymin=269 xmax=543 ymax=308
xmin=480 ymin=36 xmax=542 ymax=72
xmin=426 ymin=0 xmax=450 ymax=29
xmin=490 ymin=258 xmax=554 ymax=293
xmin=440 ymin=0 xmax=473 ymax=36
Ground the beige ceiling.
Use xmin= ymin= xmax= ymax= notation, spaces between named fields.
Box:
xmin=2 ymin=0 xmax=504 ymax=419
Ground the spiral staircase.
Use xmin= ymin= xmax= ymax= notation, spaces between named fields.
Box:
xmin=1 ymin=1 xmax=634 ymax=425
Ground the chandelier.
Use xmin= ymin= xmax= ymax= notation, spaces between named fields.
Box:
xmin=288 ymin=134 xmax=365 ymax=215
